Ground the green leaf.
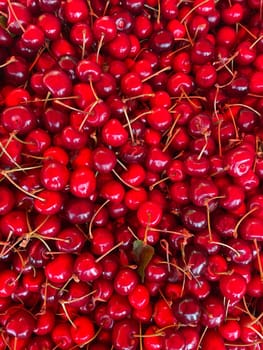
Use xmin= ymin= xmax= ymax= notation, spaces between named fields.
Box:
xmin=133 ymin=240 xmax=154 ymax=282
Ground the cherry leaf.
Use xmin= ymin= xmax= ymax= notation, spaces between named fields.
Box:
xmin=133 ymin=240 xmax=154 ymax=282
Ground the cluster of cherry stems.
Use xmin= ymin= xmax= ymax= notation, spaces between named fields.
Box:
xmin=0 ymin=0 xmax=263 ymax=349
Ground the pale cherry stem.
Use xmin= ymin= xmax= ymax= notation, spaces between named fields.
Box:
xmin=4 ymin=164 xmax=43 ymax=173
xmin=29 ymin=45 xmax=46 ymax=72
xmin=144 ymin=3 xmax=158 ymax=12
xmin=134 ymin=332 xmax=165 ymax=338
xmin=162 ymin=127 xmax=180 ymax=152
xmin=1 ymin=170 xmax=45 ymax=201
xmin=116 ymin=158 xmax=128 ymax=170
xmin=160 ymin=239 xmax=171 ymax=272
xmin=149 ymin=176 xmax=170 ymax=191
xmin=59 ymin=301 xmax=76 ymax=328
xmin=139 ymin=322 xmax=143 ymax=350
xmin=162 ymin=114 xmax=180 ymax=152
xmin=89 ymin=76 xmax=100 ymax=101
xmin=81 ymin=29 xmax=87 ymax=60
xmin=122 ymin=93 xmax=154 ymax=103
xmin=150 ymin=227 xmax=193 ymax=239
xmin=224 ymin=298 xmax=230 ymax=320
xmin=27 ymin=95 xmax=79 ymax=104
xmin=215 ymin=71 xmax=237 ymax=89
xmin=215 ymin=51 xmax=239 ymax=72
xmin=112 ymin=169 xmax=139 ymax=191
xmin=225 ymin=103 xmax=261 ymax=117
xmin=183 ymin=23 xmax=193 ymax=46
xmin=0 ymin=56 xmax=16 ymax=68
xmin=127 ymin=226 xmax=140 ymax=241
xmin=103 ymin=0 xmax=110 ymax=15
xmin=73 ymin=327 xmax=102 ymax=348
xmin=242 ymin=296 xmax=255 ymax=320
xmin=7 ymin=0 xmax=25 ymax=32
xmin=167 ymin=44 xmax=192 ymax=58
xmin=159 ymin=288 xmax=172 ymax=308
xmin=123 ymin=108 xmax=135 ymax=145
xmin=254 ymin=239 xmax=263 ymax=282
xmin=179 ymin=90 xmax=203 ymax=109
xmin=0 ymin=133 xmax=23 ymax=170
xmin=238 ymin=23 xmax=257 ymax=40
xmin=159 ymin=261 xmax=192 ymax=280
xmin=250 ymin=34 xmax=263 ymax=49
xmin=44 ymin=91 xmax=51 ymax=109
xmin=225 ymin=342 xmax=263 ymax=347
xmin=157 ymin=0 xmax=160 ymax=23
xmin=96 ymin=35 xmax=104 ymax=64
xmin=123 ymin=110 xmax=152 ymax=126
xmin=206 ymin=203 xmax=213 ymax=242
xmin=197 ymin=134 xmax=208 ymax=160
xmin=78 ymin=100 xmax=100 ymax=131
xmin=226 ymin=106 xmax=239 ymax=140
xmin=210 ymin=241 xmax=241 ymax=257
xmin=88 ymin=199 xmax=110 ymax=239
xmin=54 ymin=99 xmax=84 ymax=113
xmin=141 ymin=66 xmax=171 ymax=83
xmin=62 ymin=290 xmax=97 ymax=305
xmin=95 ymin=241 xmax=124 ymax=263
xmin=197 ymin=326 xmax=208 ymax=350
xmin=180 ymin=0 xmax=210 ymax=23
xmin=233 ymin=207 xmax=258 ymax=238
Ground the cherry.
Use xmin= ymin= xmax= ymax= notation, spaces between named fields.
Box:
xmin=1 ymin=105 xmax=36 ymax=135
xmin=69 ymin=166 xmax=96 ymax=198
xmin=51 ymin=322 xmax=74 ymax=349
xmin=201 ymin=295 xmax=225 ymax=328
xmin=40 ymin=161 xmax=69 ymax=191
xmin=70 ymin=316 xmax=95 ymax=346
xmin=43 ymin=70 xmax=72 ymax=98
xmin=37 ymin=13 xmax=61 ymax=40
xmin=63 ymin=0 xmax=88 ymax=23
xmin=107 ymin=293 xmax=132 ymax=320
xmin=114 ymin=268 xmax=139 ymax=296
xmin=112 ymin=319 xmax=139 ymax=350
xmin=5 ymin=308 xmax=35 ymax=339
xmin=219 ymin=272 xmax=247 ymax=301
xmin=74 ymin=252 xmax=102 ymax=282
xmin=143 ymin=325 xmax=163 ymax=350
xmin=172 ymin=295 xmax=201 ymax=325
xmin=0 ymin=270 xmax=18 ymax=297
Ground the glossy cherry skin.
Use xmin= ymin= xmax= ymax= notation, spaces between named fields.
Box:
xmin=172 ymin=295 xmax=201 ymax=325
xmin=74 ymin=253 xmax=102 ymax=282
xmin=112 ymin=319 xmax=139 ymax=350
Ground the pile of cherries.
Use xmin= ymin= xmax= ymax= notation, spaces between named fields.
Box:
xmin=0 ymin=0 xmax=263 ymax=348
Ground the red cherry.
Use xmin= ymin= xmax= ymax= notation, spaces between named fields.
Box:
xmin=70 ymin=316 xmax=95 ymax=346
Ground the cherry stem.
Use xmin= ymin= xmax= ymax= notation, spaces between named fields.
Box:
xmin=141 ymin=66 xmax=171 ymax=83
xmin=0 ymin=56 xmax=16 ymax=68
xmin=96 ymin=35 xmax=104 ymax=64
xmin=95 ymin=241 xmax=124 ymax=263
xmin=233 ymin=207 xmax=258 ymax=238
xmin=225 ymin=103 xmax=261 ymax=117
xmin=254 ymin=239 xmax=263 ymax=282
xmin=7 ymin=0 xmax=26 ymax=32
xmin=78 ymin=100 xmax=100 ymax=131
xmin=149 ymin=176 xmax=169 ymax=191
xmin=123 ymin=108 xmax=135 ymax=145
xmin=88 ymin=199 xmax=110 ymax=239
xmin=250 ymin=34 xmax=263 ymax=49
xmin=112 ymin=169 xmax=139 ymax=191
xmin=226 ymin=106 xmax=239 ymax=140
xmin=180 ymin=0 xmax=210 ymax=23
xmin=59 ymin=301 xmax=76 ymax=328
xmin=1 ymin=170 xmax=45 ymax=201
xmin=122 ymin=93 xmax=154 ymax=103
xmin=210 ymin=241 xmax=241 ymax=257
